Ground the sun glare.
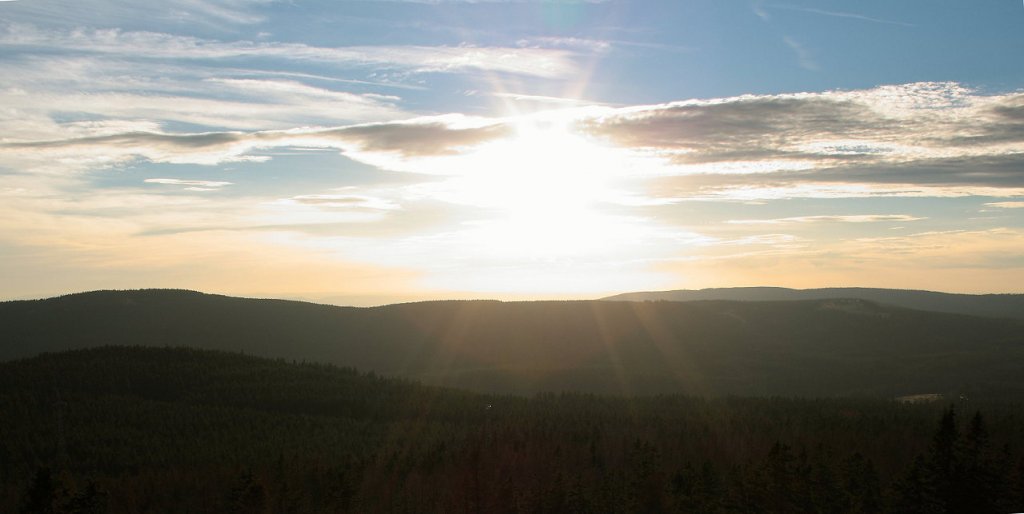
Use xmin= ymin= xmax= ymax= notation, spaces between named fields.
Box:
xmin=442 ymin=112 xmax=637 ymax=259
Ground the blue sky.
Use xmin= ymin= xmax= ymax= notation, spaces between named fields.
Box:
xmin=1 ymin=0 xmax=1022 ymax=303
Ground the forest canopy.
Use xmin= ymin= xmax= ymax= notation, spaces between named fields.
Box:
xmin=1 ymin=346 xmax=1022 ymax=513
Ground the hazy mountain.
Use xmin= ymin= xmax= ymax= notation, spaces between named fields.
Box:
xmin=3 ymin=289 xmax=1024 ymax=397
xmin=603 ymin=287 xmax=1024 ymax=320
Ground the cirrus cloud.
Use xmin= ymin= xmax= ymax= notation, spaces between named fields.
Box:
xmin=0 ymin=23 xmax=581 ymax=79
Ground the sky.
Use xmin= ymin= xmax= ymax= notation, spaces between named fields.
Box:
xmin=1 ymin=0 xmax=1022 ymax=305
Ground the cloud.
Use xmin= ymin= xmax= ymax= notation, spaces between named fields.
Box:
xmin=6 ymin=81 xmax=1024 ymax=204
xmin=374 ymin=0 xmax=609 ymax=3
xmin=326 ymin=120 xmax=513 ymax=157
xmin=771 ymin=5 xmax=915 ymax=27
xmin=985 ymin=202 xmax=1024 ymax=209
xmin=517 ymin=36 xmax=612 ymax=53
xmin=280 ymin=194 xmax=400 ymax=211
xmin=720 ymin=233 xmax=804 ymax=247
xmin=653 ymin=182 xmax=1024 ymax=203
xmin=585 ymin=94 xmax=876 ymax=157
xmin=0 ymin=24 xmax=581 ymax=79
xmin=0 ymin=56 xmax=412 ymax=138
xmin=490 ymin=92 xmax=599 ymax=107
xmin=0 ymin=0 xmax=272 ymax=27
xmin=751 ymin=0 xmax=771 ymax=21
xmin=207 ymin=78 xmax=404 ymax=108
xmin=3 ymin=76 xmax=1022 ymax=298
xmin=782 ymin=36 xmax=818 ymax=71
xmin=145 ymin=178 xmax=234 ymax=191
xmin=5 ymin=131 xmax=255 ymax=166
xmin=0 ymin=116 xmax=512 ymax=171
xmin=806 ymin=154 xmax=1024 ymax=188
xmin=0 ymin=23 xmax=578 ymax=140
xmin=727 ymin=215 xmax=925 ymax=225
xmin=583 ymin=82 xmax=1024 ymax=199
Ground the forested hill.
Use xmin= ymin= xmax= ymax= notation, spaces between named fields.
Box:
xmin=3 ymin=289 xmax=1024 ymax=397
xmin=3 ymin=347 xmax=1024 ymax=513
xmin=602 ymin=287 xmax=1024 ymax=320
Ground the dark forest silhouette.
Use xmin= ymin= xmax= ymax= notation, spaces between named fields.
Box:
xmin=4 ymin=290 xmax=1024 ymax=512
xmin=2 ymin=347 xmax=1022 ymax=513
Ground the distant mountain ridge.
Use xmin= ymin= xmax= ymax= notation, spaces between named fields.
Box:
xmin=603 ymin=287 xmax=1024 ymax=320
xmin=3 ymin=289 xmax=1024 ymax=397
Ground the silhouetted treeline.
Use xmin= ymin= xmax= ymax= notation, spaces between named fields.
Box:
xmin=2 ymin=347 xmax=1023 ymax=513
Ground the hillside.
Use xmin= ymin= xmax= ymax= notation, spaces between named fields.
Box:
xmin=2 ymin=347 xmax=1023 ymax=513
xmin=602 ymin=287 xmax=1024 ymax=320
xmin=3 ymin=289 xmax=1024 ymax=398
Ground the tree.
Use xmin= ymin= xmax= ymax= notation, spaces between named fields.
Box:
xmin=842 ymin=453 xmax=881 ymax=514
xmin=64 ymin=481 xmax=108 ymax=514
xmin=891 ymin=456 xmax=941 ymax=514
xmin=956 ymin=411 xmax=1002 ymax=514
xmin=19 ymin=468 xmax=64 ymax=514
xmin=228 ymin=469 xmax=267 ymax=514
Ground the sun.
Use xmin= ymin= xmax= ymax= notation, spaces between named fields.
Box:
xmin=365 ymin=109 xmax=677 ymax=294
xmin=442 ymin=112 xmax=634 ymax=260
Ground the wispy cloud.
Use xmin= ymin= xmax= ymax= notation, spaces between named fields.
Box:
xmin=985 ymin=201 xmax=1024 ymax=209
xmin=518 ymin=36 xmax=611 ymax=53
xmin=782 ymin=36 xmax=818 ymax=71
xmin=144 ymin=178 xmax=233 ymax=191
xmin=720 ymin=233 xmax=804 ymax=247
xmin=0 ymin=23 xmax=579 ymax=140
xmin=0 ymin=116 xmax=513 ymax=172
xmin=727 ymin=215 xmax=926 ymax=225
xmin=0 ymin=24 xmax=581 ymax=79
xmin=374 ymin=0 xmax=610 ymax=3
xmin=772 ymin=4 xmax=915 ymax=27
xmin=751 ymin=0 xmax=771 ymax=21
xmin=490 ymin=92 xmax=600 ymax=107
xmin=0 ymin=0 xmax=272 ymax=28
xmin=0 ymin=57 xmax=412 ymax=137
xmin=279 ymin=194 xmax=401 ymax=211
